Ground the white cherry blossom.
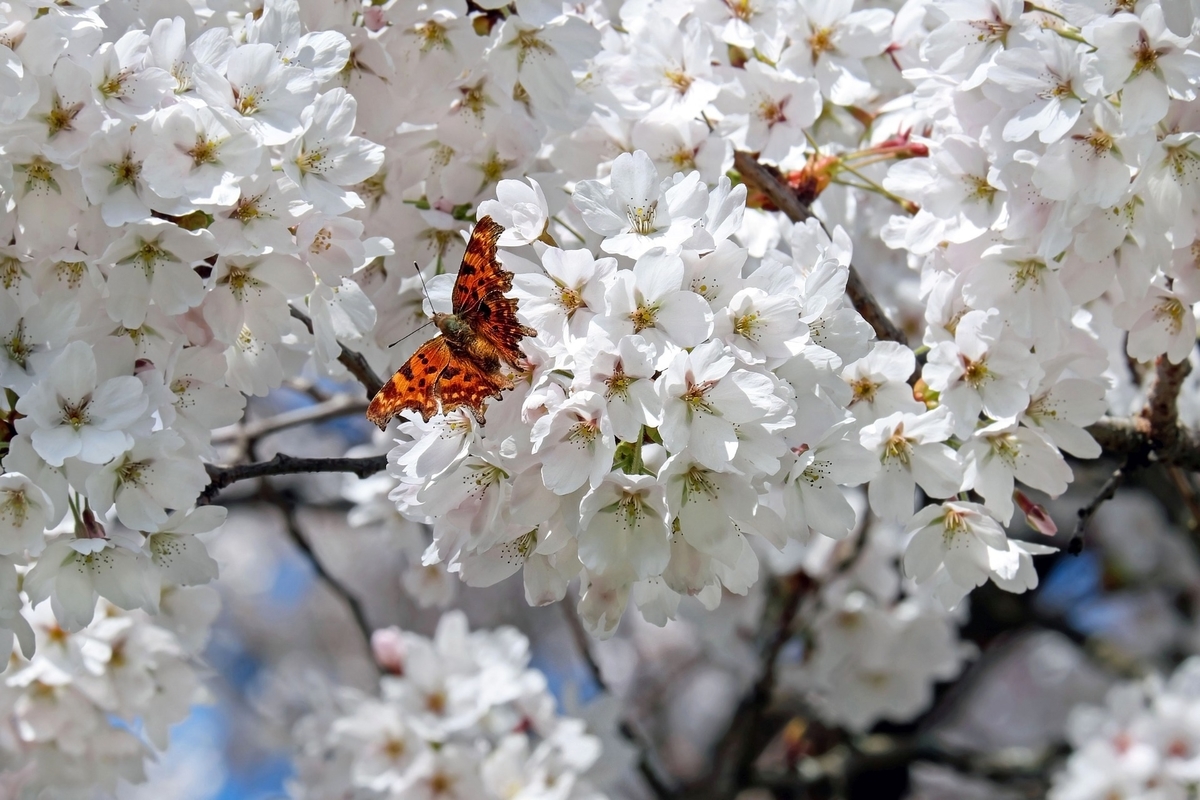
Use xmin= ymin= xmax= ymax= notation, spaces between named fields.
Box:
xmin=15 ymin=341 xmax=149 ymax=467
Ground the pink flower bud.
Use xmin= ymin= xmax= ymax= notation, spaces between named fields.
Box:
xmin=1014 ymin=491 xmax=1057 ymax=536
xmin=370 ymin=627 xmax=406 ymax=674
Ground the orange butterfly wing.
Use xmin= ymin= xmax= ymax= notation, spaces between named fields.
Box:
xmin=366 ymin=216 xmax=536 ymax=430
xmin=366 ymin=338 xmax=452 ymax=429
xmin=435 ymin=352 xmax=511 ymax=424
xmin=454 ymin=216 xmax=537 ymax=366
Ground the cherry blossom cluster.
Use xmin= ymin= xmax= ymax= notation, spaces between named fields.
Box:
xmin=379 ymin=157 xmax=1070 ymax=636
xmin=1051 ymin=657 xmax=1200 ymax=799
xmin=886 ymin=0 xmax=1200 ymax=372
xmin=0 ymin=0 xmax=388 ymax=787
xmin=777 ymin=524 xmax=975 ymax=732
xmin=288 ymin=611 xmax=610 ymax=800
xmin=348 ymin=0 xmax=1173 ymax=638
xmin=0 ymin=0 xmax=1194 ymax=788
xmin=0 ymin=589 xmax=217 ymax=797
xmin=0 ymin=0 xmax=384 ymax=641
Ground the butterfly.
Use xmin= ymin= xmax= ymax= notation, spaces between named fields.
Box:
xmin=366 ymin=216 xmax=537 ymax=430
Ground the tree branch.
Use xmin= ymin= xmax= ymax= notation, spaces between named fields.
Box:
xmin=1069 ymin=458 xmax=1134 ymax=555
xmin=213 ymin=394 xmax=369 ymax=445
xmin=560 ymin=603 xmax=674 ymax=799
xmin=1141 ymin=356 xmax=1193 ymax=451
xmin=290 ymin=306 xmax=386 ymax=399
xmin=732 ymin=150 xmax=908 ymax=346
xmin=674 ymin=572 xmax=813 ymax=800
xmin=201 ymin=453 xmax=389 ymax=503
xmin=1072 ymin=358 xmax=1196 ymax=551
xmin=260 ymin=484 xmax=377 ymax=658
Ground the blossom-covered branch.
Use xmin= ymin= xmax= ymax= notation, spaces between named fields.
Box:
xmin=732 ymin=150 xmax=909 ymax=345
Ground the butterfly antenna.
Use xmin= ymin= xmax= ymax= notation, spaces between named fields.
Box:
xmin=413 ymin=261 xmax=432 ymax=304
xmin=387 ymin=319 xmax=435 ymax=348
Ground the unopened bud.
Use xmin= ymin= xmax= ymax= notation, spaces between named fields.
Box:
xmin=371 ymin=627 xmax=406 ymax=674
xmin=1015 ymin=491 xmax=1057 ymax=536
xmin=81 ymin=508 xmax=107 ymax=539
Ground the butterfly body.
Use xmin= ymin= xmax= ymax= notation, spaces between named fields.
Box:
xmin=366 ymin=217 xmax=536 ymax=430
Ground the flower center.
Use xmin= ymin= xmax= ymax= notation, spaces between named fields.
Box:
xmin=850 ymin=376 xmax=878 ymax=403
xmin=1 ymin=488 xmax=29 ymax=527
xmin=415 ymin=20 xmax=448 ymax=52
xmin=132 ymin=238 xmax=170 ymax=277
xmin=666 ymin=149 xmax=696 ymax=174
xmin=60 ymin=397 xmax=92 ymax=430
xmin=232 ymin=85 xmax=260 ymax=115
xmin=968 ymin=17 xmax=1009 ymax=44
xmin=108 ymin=152 xmax=142 ymax=188
xmin=1076 ymin=129 xmax=1114 ymax=157
xmin=183 ymin=134 xmax=221 ymax=167
xmin=99 ymin=70 xmax=133 ymax=99
xmin=42 ymin=93 xmax=85 ymax=138
xmin=626 ymin=200 xmax=658 ymax=235
xmin=629 ymin=303 xmax=658 ymax=332
xmin=52 ymin=259 xmax=85 ymax=289
xmin=683 ymin=466 xmax=718 ymax=503
xmin=294 ymin=146 xmax=325 ymax=175
xmin=567 ymin=419 xmax=599 ymax=446
xmin=606 ymin=367 xmax=633 ymax=401
xmin=682 ymin=380 xmax=717 ymax=414
xmin=1132 ymin=32 xmax=1163 ymax=76
xmin=222 ymin=266 xmax=261 ymax=300
xmin=428 ymin=771 xmax=454 ymax=795
xmin=16 ymin=157 xmax=59 ymax=194
xmin=721 ymin=0 xmax=756 ymax=22
xmin=1155 ymin=297 xmax=1186 ymax=334
xmin=882 ymin=430 xmax=912 ymax=464
xmin=1011 ymin=258 xmax=1045 ymax=290
xmin=756 ymin=95 xmax=788 ymax=127
xmin=963 ymin=174 xmax=995 ymax=203
xmin=664 ymin=68 xmax=693 ymax=94
xmin=425 ymin=690 xmax=446 ymax=714
xmin=734 ymin=311 xmax=760 ymax=340
xmin=514 ymin=29 xmax=554 ymax=67
xmin=808 ymin=27 xmax=835 ymax=59
xmin=230 ymin=192 xmax=265 ymax=223
xmin=356 ymin=172 xmax=387 ymax=208
xmin=5 ymin=320 xmax=31 ymax=368
xmin=383 ymin=738 xmax=406 ymax=760
xmin=309 ymin=227 xmax=333 ymax=255
xmin=116 ymin=458 xmax=151 ymax=487
xmin=0 ymin=257 xmax=22 ymax=290
xmin=942 ymin=507 xmax=968 ymax=534
xmin=557 ymin=285 xmax=584 ymax=314
xmin=618 ymin=491 xmax=647 ymax=528
xmin=480 ymin=151 xmax=514 ymax=184
xmin=961 ymin=355 xmax=991 ymax=388
xmin=987 ymin=433 xmax=1019 ymax=465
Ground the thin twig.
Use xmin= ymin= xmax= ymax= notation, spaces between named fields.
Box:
xmin=213 ymin=394 xmax=369 ymax=445
xmin=260 ymin=484 xmax=377 ymax=659
xmin=201 ymin=453 xmax=389 ymax=503
xmin=1069 ymin=458 xmax=1133 ymax=555
xmin=1071 ymin=357 xmax=1197 ymax=552
xmin=732 ymin=150 xmax=908 ymax=346
xmin=676 ymin=572 xmax=812 ymax=800
xmin=560 ymin=603 xmax=674 ymax=799
xmin=290 ymin=306 xmax=386 ymax=398
xmin=1167 ymin=466 xmax=1200 ymax=532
